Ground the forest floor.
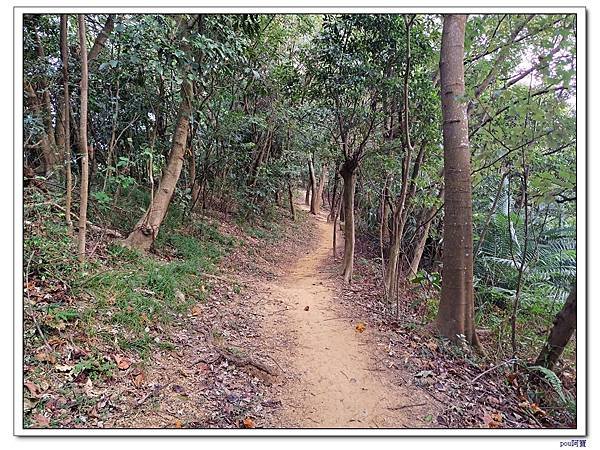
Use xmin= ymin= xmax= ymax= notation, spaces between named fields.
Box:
xmin=23 ymin=193 xmax=575 ymax=430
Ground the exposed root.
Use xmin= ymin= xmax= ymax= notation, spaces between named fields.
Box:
xmin=205 ymin=327 xmax=280 ymax=377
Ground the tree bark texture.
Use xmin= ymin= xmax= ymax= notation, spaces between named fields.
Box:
xmin=436 ymin=14 xmax=482 ymax=350
xmin=287 ymin=181 xmax=296 ymax=221
xmin=77 ymin=14 xmax=89 ymax=262
xmin=535 ymin=284 xmax=576 ymax=370
xmin=60 ymin=15 xmax=73 ymax=234
xmin=341 ymin=161 xmax=357 ymax=283
xmin=308 ymin=158 xmax=318 ymax=215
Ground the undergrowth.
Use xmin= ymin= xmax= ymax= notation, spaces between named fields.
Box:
xmin=24 ymin=186 xmax=243 ymax=365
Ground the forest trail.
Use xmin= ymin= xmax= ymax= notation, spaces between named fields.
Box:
xmin=265 ymin=206 xmax=433 ymax=428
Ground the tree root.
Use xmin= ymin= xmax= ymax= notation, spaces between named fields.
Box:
xmin=204 ymin=328 xmax=279 ymax=377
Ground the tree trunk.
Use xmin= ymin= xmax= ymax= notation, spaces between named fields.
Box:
xmin=381 ymin=184 xmax=390 ymax=248
xmin=305 ymin=180 xmax=311 ymax=206
xmin=77 ymin=14 xmax=89 ymax=263
xmin=55 ymin=98 xmax=66 ymax=152
xmin=24 ymin=83 xmax=58 ymax=174
xmin=332 ymin=185 xmax=344 ymax=259
xmin=87 ymin=14 xmax=115 ymax=62
xmin=535 ymin=284 xmax=576 ymax=370
xmin=287 ymin=181 xmax=296 ymax=221
xmin=328 ymin=170 xmax=340 ymax=222
xmin=188 ymin=140 xmax=202 ymax=212
xmin=341 ymin=162 xmax=357 ymax=283
xmin=60 ymin=15 xmax=73 ymax=235
xmin=123 ymin=80 xmax=193 ymax=251
xmin=435 ymin=14 xmax=482 ymax=351
xmin=408 ymin=187 xmax=443 ymax=279
xmin=382 ymin=18 xmax=417 ymax=301
xmin=408 ymin=220 xmax=431 ymax=280
xmin=34 ymin=29 xmax=56 ymax=150
xmin=315 ymin=163 xmax=328 ymax=212
xmin=384 ymin=212 xmax=407 ymax=301
xmin=308 ymin=158 xmax=318 ymax=215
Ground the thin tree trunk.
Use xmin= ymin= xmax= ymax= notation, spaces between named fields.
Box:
xmin=384 ymin=212 xmax=407 ymax=301
xmin=381 ymin=183 xmax=390 ymax=248
xmin=333 ymin=185 xmax=344 ymax=259
xmin=407 ymin=219 xmax=431 ymax=280
xmin=287 ymin=181 xmax=296 ymax=221
xmin=24 ymin=83 xmax=57 ymax=174
xmin=407 ymin=187 xmax=444 ymax=279
xmin=315 ymin=163 xmax=328 ymax=212
xmin=305 ymin=180 xmax=311 ymax=206
xmin=188 ymin=137 xmax=197 ymax=198
xmin=535 ymin=284 xmax=577 ymax=370
xmin=328 ymin=173 xmax=339 ymax=223
xmin=87 ymin=14 xmax=115 ymax=62
xmin=379 ymin=178 xmax=388 ymax=288
xmin=341 ymin=163 xmax=357 ymax=283
xmin=383 ymin=17 xmax=417 ymax=300
xmin=34 ymin=30 xmax=56 ymax=150
xmin=436 ymin=14 xmax=482 ymax=352
xmin=308 ymin=158 xmax=318 ymax=215
xmin=60 ymin=15 xmax=73 ymax=235
xmin=77 ymin=14 xmax=89 ymax=263
xmin=123 ymin=80 xmax=193 ymax=251
xmin=511 ymin=161 xmax=529 ymax=355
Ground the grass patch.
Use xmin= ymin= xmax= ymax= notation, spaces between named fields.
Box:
xmin=82 ymin=220 xmax=234 ymax=358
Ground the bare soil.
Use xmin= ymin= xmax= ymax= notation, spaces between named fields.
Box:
xmin=261 ymin=206 xmax=436 ymax=428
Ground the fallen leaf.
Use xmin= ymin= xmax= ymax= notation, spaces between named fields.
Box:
xmin=355 ymin=322 xmax=366 ymax=333
xmin=196 ymin=362 xmax=210 ymax=373
xmin=242 ymin=417 xmax=255 ymax=428
xmin=24 ymin=381 xmax=39 ymax=397
xmin=88 ymin=405 xmax=99 ymax=418
xmin=34 ymin=352 xmax=56 ymax=364
xmin=55 ymin=364 xmax=74 ymax=372
xmin=45 ymin=397 xmax=67 ymax=411
xmin=84 ymin=378 xmax=94 ymax=396
xmin=47 ymin=336 xmax=66 ymax=347
xmin=519 ymin=401 xmax=546 ymax=416
xmin=114 ymin=355 xmax=131 ymax=370
xmin=133 ymin=373 xmax=145 ymax=387
xmin=425 ymin=340 xmax=438 ymax=351
xmin=530 ymin=403 xmax=543 ymax=414
xmin=483 ymin=411 xmax=503 ymax=428
xmin=191 ymin=304 xmax=202 ymax=316
xmin=32 ymin=413 xmax=50 ymax=428
xmin=174 ymin=419 xmax=183 ymax=428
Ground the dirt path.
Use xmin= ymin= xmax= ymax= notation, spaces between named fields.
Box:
xmin=264 ymin=208 xmax=434 ymax=428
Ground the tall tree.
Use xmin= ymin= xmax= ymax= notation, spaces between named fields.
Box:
xmin=60 ymin=14 xmax=73 ymax=235
xmin=77 ymin=14 xmax=90 ymax=262
xmin=122 ymin=16 xmax=196 ymax=250
xmin=123 ymin=79 xmax=193 ymax=251
xmin=435 ymin=14 xmax=482 ymax=351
